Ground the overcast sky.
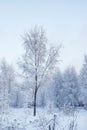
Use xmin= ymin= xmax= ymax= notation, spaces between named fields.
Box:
xmin=0 ymin=0 xmax=87 ymax=72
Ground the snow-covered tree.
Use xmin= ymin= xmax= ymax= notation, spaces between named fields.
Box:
xmin=79 ymin=55 xmax=87 ymax=106
xmin=0 ymin=58 xmax=15 ymax=112
xmin=19 ymin=26 xmax=61 ymax=116
xmin=62 ymin=67 xmax=79 ymax=108
xmin=52 ymin=69 xmax=63 ymax=108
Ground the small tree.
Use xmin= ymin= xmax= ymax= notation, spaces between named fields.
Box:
xmin=19 ymin=26 xmax=61 ymax=116
xmin=0 ymin=58 xmax=15 ymax=113
xmin=62 ymin=67 xmax=79 ymax=109
xmin=79 ymin=55 xmax=87 ymax=107
xmin=52 ymin=69 xmax=63 ymax=108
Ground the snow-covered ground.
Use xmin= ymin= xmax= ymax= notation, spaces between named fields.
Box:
xmin=0 ymin=108 xmax=87 ymax=130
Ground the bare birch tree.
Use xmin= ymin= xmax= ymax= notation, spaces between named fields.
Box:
xmin=19 ymin=26 xmax=61 ymax=116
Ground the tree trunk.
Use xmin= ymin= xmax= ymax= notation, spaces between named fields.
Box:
xmin=34 ymin=89 xmax=37 ymax=116
xmin=34 ymin=48 xmax=38 ymax=116
xmin=34 ymin=67 xmax=37 ymax=116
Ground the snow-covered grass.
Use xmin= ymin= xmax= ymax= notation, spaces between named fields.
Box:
xmin=0 ymin=107 xmax=87 ymax=130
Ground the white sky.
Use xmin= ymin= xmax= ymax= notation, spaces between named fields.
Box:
xmin=0 ymin=0 xmax=87 ymax=72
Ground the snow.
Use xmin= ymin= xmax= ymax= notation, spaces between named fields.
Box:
xmin=77 ymin=109 xmax=87 ymax=130
xmin=0 ymin=108 xmax=87 ymax=130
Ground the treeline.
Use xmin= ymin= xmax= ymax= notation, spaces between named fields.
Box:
xmin=0 ymin=55 xmax=87 ymax=110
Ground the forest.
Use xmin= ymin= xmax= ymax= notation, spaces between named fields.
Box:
xmin=0 ymin=26 xmax=87 ymax=130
